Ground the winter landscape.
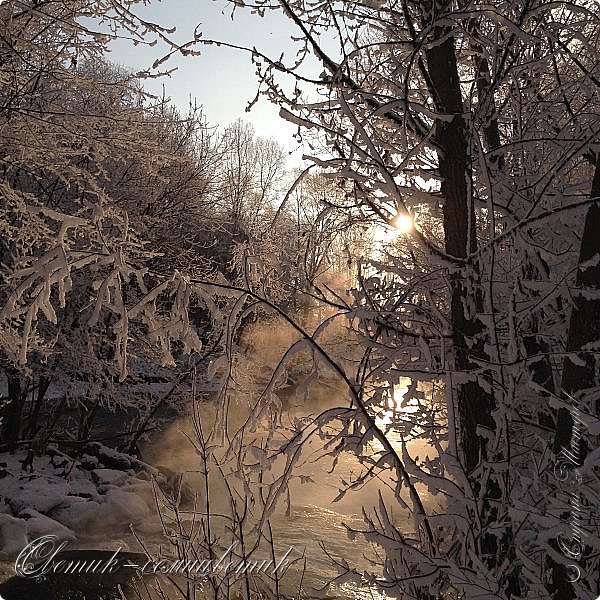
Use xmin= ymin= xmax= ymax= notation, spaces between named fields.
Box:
xmin=0 ymin=0 xmax=599 ymax=599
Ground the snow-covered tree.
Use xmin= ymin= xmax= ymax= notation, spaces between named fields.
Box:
xmin=181 ymin=0 xmax=600 ymax=597
xmin=216 ymin=119 xmax=287 ymax=234
xmin=0 ymin=2 xmax=210 ymax=453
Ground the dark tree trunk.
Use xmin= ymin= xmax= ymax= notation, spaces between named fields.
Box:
xmin=468 ymin=20 xmax=503 ymax=168
xmin=555 ymin=160 xmax=600 ymax=453
xmin=546 ymin=159 xmax=600 ymax=600
xmin=424 ymin=16 xmax=494 ymax=475
xmin=1 ymin=369 xmax=26 ymax=453
xmin=24 ymin=375 xmax=50 ymax=439
xmin=423 ymin=6 xmax=521 ymax=596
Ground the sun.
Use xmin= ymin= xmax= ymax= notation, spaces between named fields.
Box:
xmin=371 ymin=212 xmax=415 ymax=250
xmin=391 ymin=213 xmax=414 ymax=234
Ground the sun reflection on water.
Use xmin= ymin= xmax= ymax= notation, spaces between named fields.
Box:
xmin=375 ymin=381 xmax=418 ymax=428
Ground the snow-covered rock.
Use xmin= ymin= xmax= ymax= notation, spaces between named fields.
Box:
xmin=0 ymin=447 xmax=160 ymax=546
xmin=0 ymin=514 xmax=27 ymax=560
xmin=80 ymin=454 xmax=99 ymax=470
xmin=67 ymin=476 xmax=99 ymax=500
xmin=91 ymin=468 xmax=129 ymax=487
xmin=155 ymin=466 xmax=196 ymax=507
xmin=19 ymin=508 xmax=76 ymax=542
xmin=100 ymin=488 xmax=150 ymax=527
xmin=120 ymin=479 xmax=155 ymax=510
xmin=4 ymin=474 xmax=68 ymax=515
xmin=49 ymin=497 xmax=103 ymax=532
xmin=85 ymin=443 xmax=131 ymax=470
xmin=49 ymin=489 xmax=149 ymax=535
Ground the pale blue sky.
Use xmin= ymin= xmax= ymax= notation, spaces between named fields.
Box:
xmin=108 ymin=0 xmax=305 ymax=162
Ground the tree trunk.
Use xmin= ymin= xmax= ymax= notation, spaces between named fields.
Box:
xmin=468 ymin=19 xmax=503 ymax=167
xmin=556 ymin=160 xmax=600 ymax=452
xmin=24 ymin=375 xmax=50 ymax=439
xmin=1 ymin=369 xmax=26 ymax=453
xmin=423 ymin=6 xmax=521 ymax=595
xmin=424 ymin=13 xmax=494 ymax=475
xmin=547 ymin=158 xmax=600 ymax=600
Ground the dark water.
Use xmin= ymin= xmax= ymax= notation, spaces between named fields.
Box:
xmin=0 ymin=550 xmax=149 ymax=600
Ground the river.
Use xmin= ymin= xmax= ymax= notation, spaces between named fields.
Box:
xmin=140 ymin=313 xmax=444 ymax=599
xmin=0 ymin=312 xmax=443 ymax=600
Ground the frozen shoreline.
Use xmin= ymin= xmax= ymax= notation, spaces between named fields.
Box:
xmin=0 ymin=443 xmax=178 ymax=580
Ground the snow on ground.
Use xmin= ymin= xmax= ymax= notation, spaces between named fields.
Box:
xmin=0 ymin=444 xmax=164 ymax=563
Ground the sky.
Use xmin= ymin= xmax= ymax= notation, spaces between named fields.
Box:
xmin=108 ymin=0 xmax=306 ymax=164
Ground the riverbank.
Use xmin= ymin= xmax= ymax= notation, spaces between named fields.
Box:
xmin=0 ymin=444 xmax=167 ymax=576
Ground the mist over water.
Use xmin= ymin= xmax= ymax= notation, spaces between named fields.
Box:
xmin=141 ymin=310 xmax=443 ymax=598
